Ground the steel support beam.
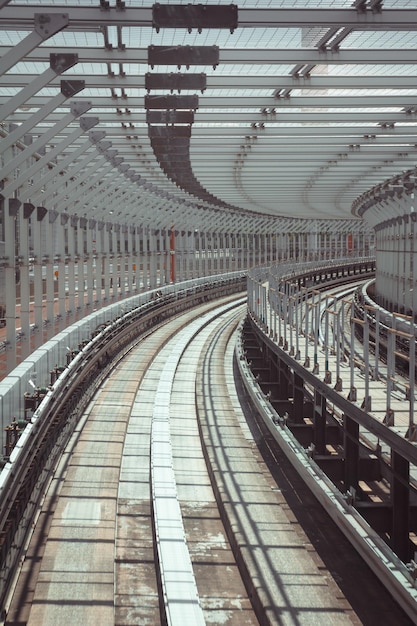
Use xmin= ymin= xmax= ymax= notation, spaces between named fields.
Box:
xmin=0 ymin=13 xmax=69 ymax=76
xmin=344 ymin=414 xmax=360 ymax=493
xmin=1 ymin=6 xmax=416 ymax=30
xmin=313 ymin=389 xmax=327 ymax=456
xmin=391 ymin=450 xmax=410 ymax=562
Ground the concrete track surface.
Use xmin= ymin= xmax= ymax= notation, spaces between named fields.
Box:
xmin=5 ymin=294 xmax=412 ymax=626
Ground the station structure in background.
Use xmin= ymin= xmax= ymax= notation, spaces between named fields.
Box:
xmin=0 ymin=1 xmax=416 ymax=375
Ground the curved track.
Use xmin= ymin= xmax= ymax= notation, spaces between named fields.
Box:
xmin=5 ymin=292 xmax=412 ymax=625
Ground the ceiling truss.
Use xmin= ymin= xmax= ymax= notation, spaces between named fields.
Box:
xmin=0 ymin=0 xmax=416 ymax=232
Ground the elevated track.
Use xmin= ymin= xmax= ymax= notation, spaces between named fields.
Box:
xmin=0 ymin=265 xmax=414 ymax=624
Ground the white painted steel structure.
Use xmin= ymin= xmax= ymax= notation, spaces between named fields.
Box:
xmin=235 ymin=318 xmax=417 ymax=623
xmin=1 ymin=0 xmax=417 ymax=374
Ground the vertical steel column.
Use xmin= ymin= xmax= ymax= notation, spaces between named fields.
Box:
xmin=332 ymin=295 xmax=338 ymax=356
xmin=313 ymin=290 xmax=321 ymax=374
xmin=250 ymin=278 xmax=256 ymax=320
xmin=349 ymin=301 xmax=356 ymax=400
xmin=288 ymin=283 xmax=293 ymax=352
xmin=363 ymin=310 xmax=370 ymax=405
xmin=181 ymin=229 xmax=190 ymax=280
xmin=273 ymin=286 xmax=278 ymax=341
xmin=323 ymin=297 xmax=330 ymax=380
xmin=109 ymin=225 xmax=116 ymax=301
xmin=363 ymin=304 xmax=376 ymax=381
xmin=391 ymin=450 xmax=410 ymax=562
xmin=66 ymin=216 xmax=77 ymax=320
xmin=246 ymin=275 xmax=252 ymax=316
xmin=142 ymin=227 xmax=148 ymax=290
xmin=294 ymin=283 xmax=300 ymax=358
xmin=225 ymin=230 xmax=230 ymax=270
xmin=212 ymin=231 xmax=220 ymax=274
xmin=411 ymin=212 xmax=417 ymax=318
xmin=194 ymin=231 xmax=199 ymax=276
xmin=182 ymin=230 xmax=188 ymax=280
xmin=187 ymin=230 xmax=193 ymax=279
xmin=56 ymin=216 xmax=67 ymax=330
xmin=76 ymin=218 xmax=85 ymax=314
xmin=343 ymin=414 xmax=359 ymax=492
xmin=95 ymin=222 xmax=104 ymax=308
xmin=85 ymin=219 xmax=94 ymax=309
xmin=394 ymin=218 xmax=401 ymax=309
xmin=384 ymin=224 xmax=391 ymax=310
xmin=19 ymin=202 xmax=33 ymax=361
xmin=157 ymin=229 xmax=164 ymax=286
xmin=408 ymin=330 xmax=415 ymax=429
xmin=374 ymin=307 xmax=380 ymax=380
xmin=389 ymin=221 xmax=396 ymax=308
xmin=218 ymin=231 xmax=223 ymax=273
xmin=150 ymin=227 xmax=158 ymax=289
xmin=33 ymin=207 xmax=47 ymax=349
xmin=253 ymin=280 xmax=259 ymax=322
xmin=304 ymin=287 xmax=310 ymax=367
xmin=269 ymin=287 xmax=274 ymax=339
xmin=44 ymin=211 xmax=57 ymax=341
xmin=132 ymin=227 xmax=140 ymax=292
xmin=207 ymin=230 xmax=211 ymax=275
xmin=234 ymin=233 xmax=239 ymax=270
xmin=293 ymin=372 xmax=305 ymax=423
xmin=180 ymin=230 xmax=186 ymax=282
xmin=277 ymin=288 xmax=282 ymax=344
xmin=281 ymin=289 xmax=288 ymax=350
xmin=386 ymin=322 xmax=396 ymax=415
xmin=5 ymin=198 xmax=19 ymax=372
xmin=120 ymin=226 xmax=127 ymax=298
xmin=161 ymin=228 xmax=167 ymax=285
xmin=205 ymin=231 xmax=210 ymax=275
xmin=249 ymin=232 xmax=254 ymax=267
xmin=313 ymin=389 xmax=326 ymax=455
xmin=122 ymin=225 xmax=133 ymax=296
xmin=334 ymin=306 xmax=342 ymax=386
xmin=274 ymin=286 xmax=282 ymax=346
xmin=149 ymin=229 xmax=157 ymax=289
xmin=404 ymin=215 xmax=411 ymax=313
xmin=169 ymin=228 xmax=175 ymax=284
xmin=257 ymin=280 xmax=262 ymax=325
xmin=103 ymin=225 xmax=111 ymax=304
xmin=18 ymin=135 xmax=35 ymax=359
xmin=277 ymin=357 xmax=289 ymax=401
xmin=199 ymin=231 xmax=204 ymax=276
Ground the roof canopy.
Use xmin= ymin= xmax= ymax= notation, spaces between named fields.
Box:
xmin=1 ymin=0 xmax=416 ymax=231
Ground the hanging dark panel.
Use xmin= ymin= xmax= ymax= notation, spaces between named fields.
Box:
xmin=146 ymin=110 xmax=194 ymax=125
xmin=148 ymin=125 xmax=192 ymax=139
xmin=152 ymin=3 xmax=238 ymax=34
xmin=145 ymin=94 xmax=199 ymax=110
xmin=145 ymin=72 xmax=207 ymax=94
xmin=148 ymin=45 xmax=219 ymax=69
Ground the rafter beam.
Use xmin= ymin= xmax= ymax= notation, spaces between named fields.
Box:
xmin=0 ymin=6 xmax=416 ymax=30
xmin=0 ymin=46 xmax=415 ymax=65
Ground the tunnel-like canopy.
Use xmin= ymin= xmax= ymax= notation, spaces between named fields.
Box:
xmin=1 ymin=0 xmax=416 ymax=234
